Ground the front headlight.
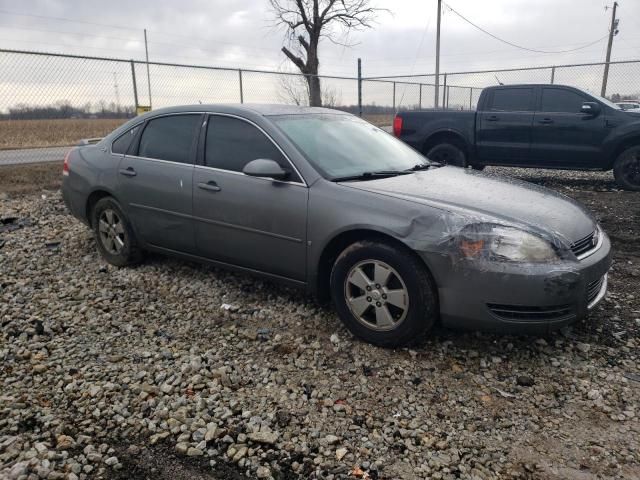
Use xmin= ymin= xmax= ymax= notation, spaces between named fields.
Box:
xmin=456 ymin=224 xmax=559 ymax=263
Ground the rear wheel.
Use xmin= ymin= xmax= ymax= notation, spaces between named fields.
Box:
xmin=426 ymin=141 xmax=467 ymax=167
xmin=330 ymin=240 xmax=438 ymax=348
xmin=91 ymin=197 xmax=143 ymax=266
xmin=613 ymin=146 xmax=640 ymax=191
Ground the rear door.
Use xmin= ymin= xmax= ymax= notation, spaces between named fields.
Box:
xmin=530 ymin=87 xmax=607 ymax=168
xmin=117 ymin=113 xmax=202 ymax=254
xmin=476 ymin=86 xmax=535 ymax=164
xmin=193 ymin=114 xmax=308 ymax=281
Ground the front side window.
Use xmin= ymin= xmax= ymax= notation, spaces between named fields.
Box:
xmin=138 ymin=114 xmax=200 ymax=163
xmin=541 ymin=88 xmax=587 ymax=113
xmin=111 ymin=124 xmax=140 ymax=154
xmin=205 ymin=115 xmax=300 ymax=181
xmin=489 ymin=88 xmax=534 ymax=112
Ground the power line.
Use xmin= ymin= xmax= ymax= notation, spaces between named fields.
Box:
xmin=442 ymin=1 xmax=609 ymax=54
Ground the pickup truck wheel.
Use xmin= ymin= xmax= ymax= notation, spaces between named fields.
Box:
xmin=330 ymin=240 xmax=438 ymax=348
xmin=613 ymin=146 xmax=640 ymax=191
xmin=426 ymin=142 xmax=466 ymax=167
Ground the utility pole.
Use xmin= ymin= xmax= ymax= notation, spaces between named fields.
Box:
xmin=357 ymin=58 xmax=362 ymax=117
xmin=144 ymin=29 xmax=153 ymax=108
xmin=601 ymin=1 xmax=619 ymax=97
xmin=434 ymin=0 xmax=442 ymax=108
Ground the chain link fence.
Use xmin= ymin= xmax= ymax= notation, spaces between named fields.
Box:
xmin=1 ymin=48 xmax=640 ymax=164
xmin=369 ymin=59 xmax=640 ymax=112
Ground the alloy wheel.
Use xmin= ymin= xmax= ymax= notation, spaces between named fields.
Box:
xmin=98 ymin=209 xmax=126 ymax=255
xmin=344 ymin=259 xmax=409 ymax=331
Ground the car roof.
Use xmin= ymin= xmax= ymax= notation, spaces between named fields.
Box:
xmin=136 ymin=103 xmax=348 ymax=119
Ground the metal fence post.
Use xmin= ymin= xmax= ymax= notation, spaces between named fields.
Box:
xmin=550 ymin=66 xmax=556 ymax=84
xmin=130 ymin=60 xmax=139 ymax=110
xmin=357 ymin=58 xmax=362 ymax=117
xmin=238 ymin=69 xmax=244 ymax=103
xmin=442 ymin=74 xmax=447 ymax=109
xmin=418 ymin=84 xmax=422 ymax=109
xmin=392 ymin=82 xmax=396 ymax=111
xmin=469 ymin=87 xmax=473 ymax=110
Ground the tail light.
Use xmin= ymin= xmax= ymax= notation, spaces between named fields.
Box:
xmin=63 ymin=149 xmax=72 ymax=176
xmin=393 ymin=115 xmax=403 ymax=137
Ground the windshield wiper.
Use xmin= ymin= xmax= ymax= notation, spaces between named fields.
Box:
xmin=405 ymin=162 xmax=440 ymax=171
xmin=331 ymin=170 xmax=412 ymax=182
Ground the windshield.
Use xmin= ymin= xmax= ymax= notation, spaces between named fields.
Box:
xmin=271 ymin=113 xmax=429 ymax=180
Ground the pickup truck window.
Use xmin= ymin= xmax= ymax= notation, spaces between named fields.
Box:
xmin=488 ymin=88 xmax=534 ymax=112
xmin=541 ymin=88 xmax=586 ymax=113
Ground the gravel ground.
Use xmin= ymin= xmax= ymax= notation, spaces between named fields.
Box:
xmin=1 ymin=167 xmax=639 ymax=480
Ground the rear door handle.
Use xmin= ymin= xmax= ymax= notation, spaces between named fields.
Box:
xmin=119 ymin=167 xmax=137 ymax=177
xmin=197 ymin=181 xmax=221 ymax=192
xmin=538 ymin=118 xmax=554 ymax=124
xmin=486 ymin=115 xmax=499 ymax=122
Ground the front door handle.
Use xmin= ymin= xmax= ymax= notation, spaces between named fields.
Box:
xmin=197 ymin=181 xmax=221 ymax=192
xmin=119 ymin=167 xmax=137 ymax=177
xmin=538 ymin=118 xmax=554 ymax=124
xmin=486 ymin=115 xmax=499 ymax=122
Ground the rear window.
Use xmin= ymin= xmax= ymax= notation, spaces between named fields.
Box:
xmin=488 ymin=88 xmax=534 ymax=112
xmin=111 ymin=124 xmax=140 ymax=155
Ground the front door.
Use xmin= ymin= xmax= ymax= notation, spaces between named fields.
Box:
xmin=476 ymin=86 xmax=535 ymax=164
xmin=117 ymin=113 xmax=202 ymax=254
xmin=530 ymin=87 xmax=607 ymax=168
xmin=193 ymin=114 xmax=308 ymax=281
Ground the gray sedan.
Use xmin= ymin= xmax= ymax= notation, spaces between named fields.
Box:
xmin=62 ymin=105 xmax=611 ymax=347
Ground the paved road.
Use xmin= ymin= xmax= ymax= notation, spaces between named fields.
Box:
xmin=0 ymin=146 xmax=69 ymax=166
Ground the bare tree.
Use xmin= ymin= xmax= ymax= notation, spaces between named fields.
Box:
xmin=269 ymin=0 xmax=384 ymax=106
xmin=277 ymin=74 xmax=309 ymax=106
xmin=278 ymin=73 xmax=343 ymax=108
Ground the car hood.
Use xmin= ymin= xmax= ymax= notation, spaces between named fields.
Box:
xmin=341 ymin=166 xmax=596 ymax=245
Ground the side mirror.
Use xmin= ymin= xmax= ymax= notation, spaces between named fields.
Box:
xmin=243 ymin=158 xmax=289 ymax=180
xmin=580 ymin=102 xmax=600 ymax=116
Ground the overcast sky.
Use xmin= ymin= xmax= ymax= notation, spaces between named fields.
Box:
xmin=1 ymin=0 xmax=640 ymax=111
xmin=1 ymin=0 xmax=639 ymax=78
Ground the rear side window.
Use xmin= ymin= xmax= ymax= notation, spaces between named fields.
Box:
xmin=488 ymin=88 xmax=534 ymax=112
xmin=541 ymin=88 xmax=586 ymax=113
xmin=138 ymin=114 xmax=200 ymax=164
xmin=205 ymin=115 xmax=300 ymax=182
xmin=111 ymin=124 xmax=140 ymax=155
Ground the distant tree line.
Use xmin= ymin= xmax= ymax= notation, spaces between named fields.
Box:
xmin=0 ymin=101 xmax=135 ymax=120
xmin=610 ymin=93 xmax=640 ymax=102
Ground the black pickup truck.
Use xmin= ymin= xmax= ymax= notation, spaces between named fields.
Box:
xmin=393 ymin=84 xmax=640 ymax=190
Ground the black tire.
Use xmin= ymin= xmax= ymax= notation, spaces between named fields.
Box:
xmin=91 ymin=197 xmax=143 ymax=267
xmin=471 ymin=164 xmax=486 ymax=171
xmin=426 ymin=141 xmax=467 ymax=167
xmin=613 ymin=146 xmax=640 ymax=191
xmin=330 ymin=240 xmax=438 ymax=348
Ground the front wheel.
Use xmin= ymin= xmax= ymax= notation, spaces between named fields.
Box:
xmin=330 ymin=241 xmax=438 ymax=348
xmin=613 ymin=146 xmax=640 ymax=191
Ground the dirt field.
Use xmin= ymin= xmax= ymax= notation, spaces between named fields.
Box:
xmin=0 ymin=162 xmax=63 ymax=195
xmin=0 ymin=119 xmax=127 ymax=150
xmin=362 ymin=113 xmax=394 ymax=127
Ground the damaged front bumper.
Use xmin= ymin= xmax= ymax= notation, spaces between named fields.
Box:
xmin=421 ymin=232 xmax=612 ymax=334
